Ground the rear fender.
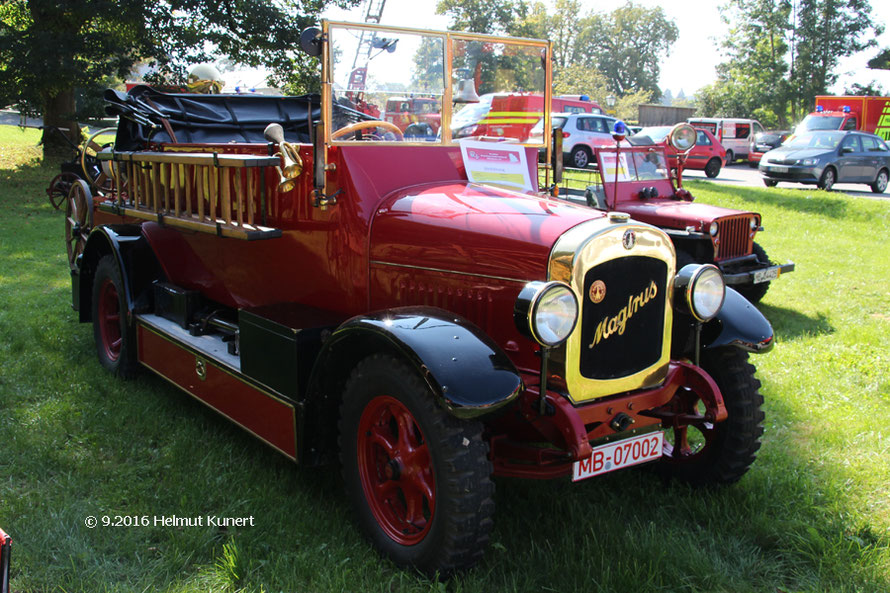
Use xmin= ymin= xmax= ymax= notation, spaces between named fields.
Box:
xmin=76 ymin=225 xmax=162 ymax=323
xmin=702 ymin=287 xmax=774 ymax=352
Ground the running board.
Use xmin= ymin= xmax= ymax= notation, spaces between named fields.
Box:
xmin=136 ymin=314 xmax=299 ymax=461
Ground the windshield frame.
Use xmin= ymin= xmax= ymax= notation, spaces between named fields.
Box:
xmin=322 ymin=20 xmax=552 ymax=149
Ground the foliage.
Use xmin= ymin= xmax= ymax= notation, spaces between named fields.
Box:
xmin=614 ymin=88 xmax=654 ymax=123
xmin=0 ymin=0 xmax=354 ymax=156
xmin=574 ymin=3 xmax=678 ymax=97
xmin=552 ymin=63 xmax=609 ymax=103
xmin=2 ymin=129 xmax=890 ymax=591
xmin=701 ymin=0 xmax=883 ymax=126
xmin=436 ymin=0 xmax=678 ymax=114
xmin=868 ymin=48 xmax=890 ymax=71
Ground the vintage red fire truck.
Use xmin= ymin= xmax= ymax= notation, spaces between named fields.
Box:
xmin=62 ymin=22 xmax=774 ymax=574
xmin=796 ymin=95 xmax=890 ymax=141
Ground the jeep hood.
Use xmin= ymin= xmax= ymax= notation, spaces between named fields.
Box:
xmin=616 ymin=199 xmax=755 ymax=234
xmin=370 ymin=182 xmax=604 ymax=280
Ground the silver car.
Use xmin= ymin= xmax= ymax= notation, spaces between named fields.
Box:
xmin=530 ymin=112 xmax=618 ymax=168
xmin=759 ymin=130 xmax=890 ymax=193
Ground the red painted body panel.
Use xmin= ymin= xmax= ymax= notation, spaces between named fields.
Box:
xmin=666 ymin=129 xmax=726 ymax=170
xmin=616 ymin=199 xmax=755 ymax=234
xmin=129 ymin=144 xmax=551 ymax=315
xmin=138 ymin=324 xmax=298 ymax=459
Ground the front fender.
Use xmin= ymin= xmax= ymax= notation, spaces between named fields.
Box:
xmin=310 ymin=307 xmax=524 ymax=419
xmin=703 ymin=287 xmax=774 ymax=352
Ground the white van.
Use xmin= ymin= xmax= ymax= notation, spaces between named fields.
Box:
xmin=687 ymin=118 xmax=765 ymax=163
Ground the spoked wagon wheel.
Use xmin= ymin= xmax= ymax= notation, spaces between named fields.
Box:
xmin=46 ymin=172 xmax=80 ymax=210
xmin=659 ymin=348 xmax=764 ymax=486
xmin=65 ymin=179 xmax=93 ymax=270
xmin=339 ymin=354 xmax=495 ymax=576
xmin=80 ymin=126 xmax=117 ymax=193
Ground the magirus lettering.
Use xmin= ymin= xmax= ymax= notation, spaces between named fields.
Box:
xmin=589 ymin=281 xmax=658 ymax=349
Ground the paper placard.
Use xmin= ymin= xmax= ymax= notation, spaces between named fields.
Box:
xmin=459 ymin=140 xmax=532 ymax=192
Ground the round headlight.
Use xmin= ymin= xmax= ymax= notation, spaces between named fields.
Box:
xmin=674 ymin=264 xmax=726 ymax=322
xmin=689 ymin=265 xmax=725 ymax=321
xmin=709 ymin=221 xmax=719 ymax=236
xmin=749 ymin=218 xmax=758 ymax=230
xmin=669 ymin=123 xmax=697 ymax=152
xmin=514 ymin=281 xmax=579 ymax=347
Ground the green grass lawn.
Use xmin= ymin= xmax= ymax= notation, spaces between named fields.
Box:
xmin=1 ymin=126 xmax=889 ymax=592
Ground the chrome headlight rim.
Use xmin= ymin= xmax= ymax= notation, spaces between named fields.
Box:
xmin=675 ymin=263 xmax=726 ymax=322
xmin=514 ymin=281 xmax=579 ymax=348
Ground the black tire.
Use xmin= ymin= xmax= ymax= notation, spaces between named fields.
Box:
xmin=92 ymin=255 xmax=139 ymax=378
xmin=871 ymin=168 xmax=889 ymax=194
xmin=704 ymin=158 xmax=721 ymax=178
xmin=569 ymin=145 xmax=592 ymax=168
xmin=725 ymin=149 xmax=734 ymax=163
xmin=748 ymin=161 xmax=758 ymax=168
xmin=339 ymin=354 xmax=494 ymax=575
xmin=734 ymin=242 xmax=771 ymax=303
xmin=763 ymin=179 xmax=778 ymax=188
xmin=659 ymin=348 xmax=764 ymax=486
xmin=818 ymin=166 xmax=836 ymax=191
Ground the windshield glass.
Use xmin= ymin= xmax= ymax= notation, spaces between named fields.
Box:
xmin=800 ymin=114 xmax=844 ymax=132
xmin=327 ymin=23 xmax=548 ymax=145
xmin=329 ymin=25 xmax=445 ymax=141
xmin=638 ymin=127 xmax=671 ymax=142
xmin=600 ymin=149 xmax=669 ymax=182
xmin=787 ymin=131 xmax=844 ymax=149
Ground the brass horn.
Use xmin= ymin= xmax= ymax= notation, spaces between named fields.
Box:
xmin=264 ymin=123 xmax=303 ymax=185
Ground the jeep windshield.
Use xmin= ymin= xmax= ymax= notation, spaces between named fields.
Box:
xmin=325 ymin=22 xmax=549 ymax=146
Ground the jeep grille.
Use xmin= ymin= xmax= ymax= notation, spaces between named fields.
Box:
xmin=715 ymin=215 xmax=754 ymax=260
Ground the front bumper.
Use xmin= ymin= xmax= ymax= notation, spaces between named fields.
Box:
xmin=759 ymin=163 xmax=822 ymax=184
xmin=722 ymin=261 xmax=796 ymax=286
xmin=489 ymin=361 xmax=726 ymax=479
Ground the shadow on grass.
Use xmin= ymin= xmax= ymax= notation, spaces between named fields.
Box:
xmin=759 ymin=303 xmax=834 ymax=341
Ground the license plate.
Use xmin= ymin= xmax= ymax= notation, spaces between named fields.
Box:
xmin=753 ymin=266 xmax=780 ymax=284
xmin=769 ymin=165 xmax=788 ymax=173
xmin=572 ymin=431 xmax=663 ymax=482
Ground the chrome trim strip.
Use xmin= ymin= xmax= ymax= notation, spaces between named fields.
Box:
xmin=369 ymin=260 xmax=531 ymax=284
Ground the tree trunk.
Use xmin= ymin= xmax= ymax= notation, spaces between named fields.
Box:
xmin=41 ymin=88 xmax=81 ymax=160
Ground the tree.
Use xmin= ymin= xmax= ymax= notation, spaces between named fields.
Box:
xmin=0 ymin=0 xmax=352 ymax=158
xmin=576 ymin=3 xmax=678 ymax=97
xmin=788 ymin=0 xmax=883 ymax=119
xmin=703 ymin=0 xmax=882 ymax=126
xmin=435 ymin=0 xmax=527 ymax=35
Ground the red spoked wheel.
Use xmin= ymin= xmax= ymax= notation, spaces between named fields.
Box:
xmin=658 ymin=348 xmax=764 ymax=485
xmin=340 ymin=354 xmax=494 ymax=575
xmin=91 ymin=256 xmax=139 ymax=378
xmin=357 ymin=395 xmax=435 ymax=545
xmin=97 ymin=276 xmax=122 ymax=363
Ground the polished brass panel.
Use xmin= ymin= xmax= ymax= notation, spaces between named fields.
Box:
xmin=548 ymin=216 xmax=676 ymax=403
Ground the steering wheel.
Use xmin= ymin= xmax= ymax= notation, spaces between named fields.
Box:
xmin=80 ymin=127 xmax=118 ymax=192
xmin=331 ymin=120 xmax=404 ymax=141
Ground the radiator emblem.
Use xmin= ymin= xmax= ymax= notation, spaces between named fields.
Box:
xmin=588 ymin=280 xmax=659 ymax=349
xmin=622 ymin=229 xmax=636 ymax=250
xmin=589 ymin=280 xmax=606 ymax=304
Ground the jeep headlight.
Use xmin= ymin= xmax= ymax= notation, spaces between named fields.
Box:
xmin=674 ymin=264 xmax=725 ymax=322
xmin=514 ymin=281 xmax=579 ymax=347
